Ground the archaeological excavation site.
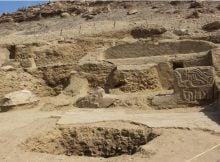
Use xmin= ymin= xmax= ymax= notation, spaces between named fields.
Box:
xmin=1 ymin=1 xmax=220 ymax=162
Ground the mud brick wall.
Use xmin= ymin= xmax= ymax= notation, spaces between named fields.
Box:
xmin=112 ymin=66 xmax=161 ymax=92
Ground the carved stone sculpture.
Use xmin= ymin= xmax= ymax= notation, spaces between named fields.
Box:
xmin=174 ymin=66 xmax=214 ymax=104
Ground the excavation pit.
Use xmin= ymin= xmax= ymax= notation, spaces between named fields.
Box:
xmin=22 ymin=122 xmax=157 ymax=158
xmin=104 ymin=40 xmax=216 ymax=59
xmin=78 ymin=39 xmax=218 ymax=95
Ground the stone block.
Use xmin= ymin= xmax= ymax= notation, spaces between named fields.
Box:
xmin=75 ymin=87 xmax=115 ymax=108
xmin=0 ymin=90 xmax=39 ymax=111
xmin=174 ymin=66 xmax=214 ymax=104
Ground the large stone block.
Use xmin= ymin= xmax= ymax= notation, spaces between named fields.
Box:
xmin=174 ymin=66 xmax=214 ymax=104
xmin=0 ymin=90 xmax=39 ymax=111
xmin=78 ymin=61 xmax=116 ymax=88
xmin=75 ymin=87 xmax=116 ymax=108
xmin=63 ymin=71 xmax=89 ymax=97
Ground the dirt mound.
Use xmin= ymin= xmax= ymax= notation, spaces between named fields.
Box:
xmin=131 ymin=24 xmax=167 ymax=38
xmin=22 ymin=122 xmax=157 ymax=158
xmin=0 ymin=69 xmax=53 ymax=98
xmin=0 ymin=1 xmax=86 ymax=23
xmin=202 ymin=21 xmax=220 ymax=31
xmin=0 ymin=1 xmax=118 ymax=24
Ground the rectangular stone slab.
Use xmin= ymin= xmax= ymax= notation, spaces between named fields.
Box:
xmin=174 ymin=66 xmax=214 ymax=104
xmin=57 ymin=109 xmax=220 ymax=133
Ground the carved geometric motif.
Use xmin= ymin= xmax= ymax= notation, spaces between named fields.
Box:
xmin=174 ymin=66 xmax=214 ymax=104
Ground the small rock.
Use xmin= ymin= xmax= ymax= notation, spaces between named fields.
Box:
xmin=165 ymin=10 xmax=174 ymax=14
xmin=75 ymin=87 xmax=116 ymax=108
xmin=123 ymin=3 xmax=133 ymax=9
xmin=197 ymin=8 xmax=215 ymax=14
xmin=173 ymin=29 xmax=189 ymax=36
xmin=217 ymin=4 xmax=220 ymax=10
xmin=131 ymin=24 xmax=167 ymax=38
xmin=2 ymin=12 xmax=9 ymax=16
xmin=173 ymin=10 xmax=181 ymax=14
xmin=20 ymin=58 xmax=36 ymax=69
xmin=103 ymin=6 xmax=111 ymax=13
xmin=170 ymin=1 xmax=180 ymax=6
xmin=127 ymin=9 xmax=138 ymax=15
xmin=186 ymin=11 xmax=199 ymax=19
xmin=202 ymin=21 xmax=220 ymax=31
xmin=151 ymin=6 xmax=158 ymax=9
xmin=1 ymin=65 xmax=14 ymax=71
xmin=63 ymin=72 xmax=89 ymax=97
xmin=32 ymin=7 xmax=40 ymax=12
xmin=82 ymin=14 xmax=94 ymax=20
xmin=86 ymin=14 xmax=95 ymax=20
xmin=166 ymin=9 xmax=180 ymax=14
xmin=48 ymin=2 xmax=53 ymax=6
xmin=189 ymin=1 xmax=203 ymax=8
xmin=1 ymin=90 xmax=39 ymax=111
xmin=2 ymin=17 xmax=14 ymax=23
xmin=60 ymin=12 xmax=70 ymax=18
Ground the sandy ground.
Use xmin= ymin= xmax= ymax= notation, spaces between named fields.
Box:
xmin=0 ymin=1 xmax=220 ymax=162
xmin=0 ymin=107 xmax=219 ymax=162
xmin=0 ymin=1 xmax=220 ymax=45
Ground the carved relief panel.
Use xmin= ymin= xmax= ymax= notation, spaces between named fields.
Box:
xmin=174 ymin=66 xmax=214 ymax=104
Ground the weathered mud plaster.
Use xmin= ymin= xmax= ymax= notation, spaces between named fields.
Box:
xmin=0 ymin=47 xmax=10 ymax=67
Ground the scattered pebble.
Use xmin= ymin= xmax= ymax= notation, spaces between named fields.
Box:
xmin=127 ymin=9 xmax=138 ymax=15
xmin=60 ymin=12 xmax=70 ymax=18
xmin=186 ymin=11 xmax=199 ymax=19
xmin=173 ymin=29 xmax=189 ymax=36
xmin=131 ymin=24 xmax=167 ymax=38
xmin=1 ymin=65 xmax=15 ymax=71
xmin=189 ymin=1 xmax=203 ymax=8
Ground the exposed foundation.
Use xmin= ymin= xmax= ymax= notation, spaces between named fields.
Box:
xmin=77 ymin=39 xmax=219 ymax=109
